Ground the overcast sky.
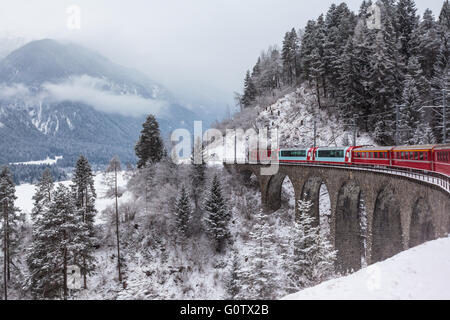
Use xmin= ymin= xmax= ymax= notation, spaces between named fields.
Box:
xmin=0 ymin=0 xmax=445 ymax=112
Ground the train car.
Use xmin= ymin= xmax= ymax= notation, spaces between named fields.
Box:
xmin=352 ymin=146 xmax=393 ymax=167
xmin=391 ymin=145 xmax=435 ymax=172
xmin=249 ymin=149 xmax=278 ymax=163
xmin=314 ymin=147 xmax=356 ymax=164
xmin=433 ymin=144 xmax=450 ymax=176
xmin=279 ymin=148 xmax=309 ymax=163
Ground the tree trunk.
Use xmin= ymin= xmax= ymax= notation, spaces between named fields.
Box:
xmin=63 ymin=242 xmax=68 ymax=300
xmin=115 ymin=168 xmax=122 ymax=283
xmin=83 ymin=188 xmax=87 ymax=289
xmin=6 ymin=203 xmax=10 ymax=282
xmin=3 ymin=201 xmax=7 ymax=300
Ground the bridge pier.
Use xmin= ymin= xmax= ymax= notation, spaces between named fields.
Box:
xmin=226 ymin=163 xmax=450 ymax=272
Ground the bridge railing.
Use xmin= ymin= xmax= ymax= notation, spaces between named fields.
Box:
xmin=227 ymin=159 xmax=450 ymax=195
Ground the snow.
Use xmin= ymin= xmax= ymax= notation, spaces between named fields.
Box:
xmin=15 ymin=171 xmax=131 ymax=225
xmin=283 ymin=236 xmax=450 ymax=300
xmin=11 ymin=155 xmax=63 ymax=166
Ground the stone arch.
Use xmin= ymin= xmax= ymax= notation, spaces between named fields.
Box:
xmin=264 ymin=173 xmax=287 ymax=212
xmin=335 ymin=180 xmax=365 ymax=274
xmin=301 ymin=175 xmax=330 ymax=227
xmin=372 ymin=186 xmax=403 ymax=263
xmin=409 ymin=197 xmax=435 ymax=248
xmin=280 ymin=175 xmax=296 ymax=210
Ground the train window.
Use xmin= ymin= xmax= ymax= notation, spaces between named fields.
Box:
xmin=318 ymin=150 xmax=345 ymax=158
xmin=374 ymin=152 xmax=378 ymax=159
xmin=419 ymin=152 xmax=424 ymax=161
xmin=281 ymin=150 xmax=306 ymax=157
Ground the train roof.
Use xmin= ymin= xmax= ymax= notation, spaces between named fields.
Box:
xmin=353 ymin=146 xmax=393 ymax=152
xmin=355 ymin=144 xmax=450 ymax=152
xmin=315 ymin=146 xmax=350 ymax=150
xmin=433 ymin=144 xmax=450 ymax=151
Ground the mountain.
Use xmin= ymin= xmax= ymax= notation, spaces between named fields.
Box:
xmin=0 ymin=39 xmax=202 ymax=166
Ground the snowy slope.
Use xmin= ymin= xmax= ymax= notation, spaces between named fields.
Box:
xmin=283 ymin=236 xmax=450 ymax=300
xmin=15 ymin=171 xmax=131 ymax=224
xmin=256 ymin=86 xmax=375 ymax=148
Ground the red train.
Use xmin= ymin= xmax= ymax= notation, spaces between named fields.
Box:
xmin=250 ymin=144 xmax=450 ymax=177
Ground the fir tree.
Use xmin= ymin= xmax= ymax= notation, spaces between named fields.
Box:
xmin=396 ymin=0 xmax=419 ymax=60
xmin=0 ymin=166 xmax=20 ymax=300
xmin=31 ymin=168 xmax=54 ymax=222
xmin=225 ymin=250 xmax=241 ymax=300
xmin=190 ymin=137 xmax=207 ymax=213
xmin=71 ymin=155 xmax=97 ymax=289
xmin=203 ymin=175 xmax=230 ymax=253
xmin=174 ymin=185 xmax=192 ymax=240
xmin=414 ymin=9 xmax=441 ymax=80
xmin=27 ymin=184 xmax=86 ymax=299
xmin=238 ymin=210 xmax=279 ymax=300
xmin=135 ymin=115 xmax=165 ymax=168
xmin=241 ymin=71 xmax=257 ymax=108
xmin=285 ymin=199 xmax=336 ymax=291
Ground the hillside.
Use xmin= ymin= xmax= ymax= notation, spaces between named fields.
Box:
xmin=284 ymin=236 xmax=450 ymax=300
xmin=0 ymin=39 xmax=202 ymax=166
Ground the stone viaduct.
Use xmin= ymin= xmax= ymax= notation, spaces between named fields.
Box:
xmin=225 ymin=163 xmax=450 ymax=273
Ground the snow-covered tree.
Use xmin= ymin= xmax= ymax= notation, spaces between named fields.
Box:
xmin=135 ymin=114 xmax=166 ymax=168
xmin=31 ymin=168 xmax=54 ymax=222
xmin=284 ymin=199 xmax=336 ymax=291
xmin=71 ymin=155 xmax=97 ymax=289
xmin=174 ymin=185 xmax=192 ymax=240
xmin=225 ymin=250 xmax=242 ymax=300
xmin=27 ymin=184 xmax=88 ymax=300
xmin=0 ymin=166 xmax=20 ymax=300
xmin=238 ymin=210 xmax=279 ymax=299
xmin=203 ymin=175 xmax=230 ymax=253
xmin=106 ymin=155 xmax=122 ymax=283
xmin=241 ymin=71 xmax=258 ymax=108
xmin=190 ymin=137 xmax=207 ymax=213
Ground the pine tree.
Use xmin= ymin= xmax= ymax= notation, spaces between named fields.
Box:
xmin=71 ymin=155 xmax=97 ymax=289
xmin=238 ymin=210 xmax=279 ymax=300
xmin=396 ymin=0 xmax=419 ymax=60
xmin=27 ymin=184 xmax=86 ymax=299
xmin=135 ymin=115 xmax=165 ymax=168
xmin=174 ymin=185 xmax=192 ymax=240
xmin=282 ymin=28 xmax=299 ymax=84
xmin=225 ymin=250 xmax=241 ymax=300
xmin=284 ymin=199 xmax=336 ymax=291
xmin=399 ymin=57 xmax=428 ymax=144
xmin=31 ymin=168 xmax=54 ymax=222
xmin=106 ymin=156 xmax=122 ymax=283
xmin=190 ymin=137 xmax=207 ymax=213
xmin=370 ymin=18 xmax=403 ymax=145
xmin=0 ymin=166 xmax=20 ymax=300
xmin=241 ymin=71 xmax=257 ymax=108
xmin=203 ymin=175 xmax=230 ymax=253
xmin=414 ymin=9 xmax=441 ymax=80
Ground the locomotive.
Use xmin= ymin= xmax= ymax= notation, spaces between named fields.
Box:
xmin=250 ymin=144 xmax=450 ymax=177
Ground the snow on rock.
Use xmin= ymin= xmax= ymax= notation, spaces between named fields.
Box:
xmin=283 ymin=236 xmax=450 ymax=300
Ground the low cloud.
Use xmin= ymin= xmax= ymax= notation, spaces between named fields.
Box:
xmin=41 ymin=75 xmax=168 ymax=117
xmin=0 ymin=83 xmax=30 ymax=99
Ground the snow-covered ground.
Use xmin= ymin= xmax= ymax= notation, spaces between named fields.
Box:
xmin=15 ymin=170 xmax=131 ymax=224
xmin=11 ymin=155 xmax=63 ymax=166
xmin=283 ymin=236 xmax=450 ymax=300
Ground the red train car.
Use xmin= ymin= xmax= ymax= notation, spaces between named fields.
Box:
xmin=391 ymin=145 xmax=435 ymax=172
xmin=352 ymin=146 xmax=393 ymax=167
xmin=433 ymin=144 xmax=450 ymax=176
